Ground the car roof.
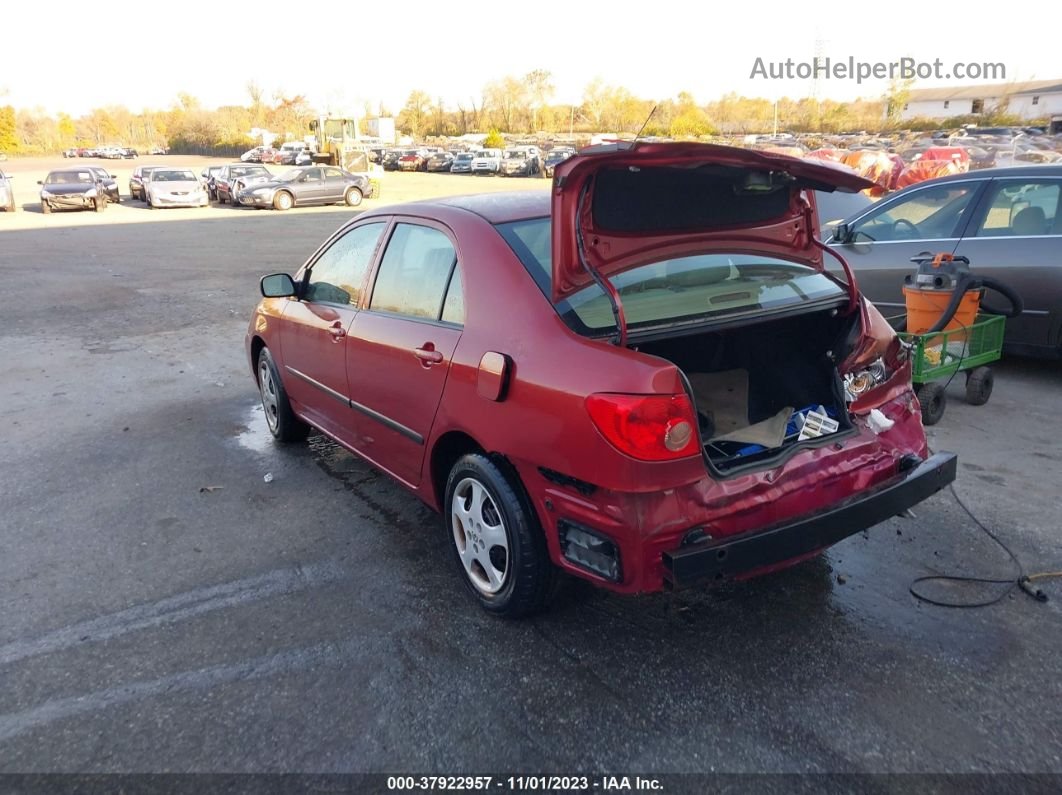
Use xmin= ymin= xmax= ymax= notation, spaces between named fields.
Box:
xmin=918 ymin=164 xmax=1062 ymax=183
xmin=433 ymin=191 xmax=550 ymax=223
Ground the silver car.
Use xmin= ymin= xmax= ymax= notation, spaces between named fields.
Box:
xmin=0 ymin=169 xmax=15 ymax=212
xmin=236 ymin=166 xmax=370 ymax=210
xmin=144 ymin=167 xmax=209 ymax=209
xmin=830 ymin=164 xmax=1062 ymax=357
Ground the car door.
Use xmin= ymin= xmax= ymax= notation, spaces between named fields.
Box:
xmin=951 ymin=176 xmax=1062 ymax=353
xmin=829 ymin=178 xmax=986 ymax=319
xmin=345 ymin=221 xmax=464 ymax=486
xmin=322 ymin=167 xmax=349 ymax=202
xmin=276 ymin=221 xmax=388 ymax=447
xmin=293 ymin=167 xmax=326 ymax=204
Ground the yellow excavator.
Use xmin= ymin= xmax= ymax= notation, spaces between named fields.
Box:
xmin=308 ymin=117 xmax=381 ymax=197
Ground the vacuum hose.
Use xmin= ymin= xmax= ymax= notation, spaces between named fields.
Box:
xmin=921 ymin=273 xmax=1024 ymax=334
xmin=899 ymin=269 xmax=1024 ymax=334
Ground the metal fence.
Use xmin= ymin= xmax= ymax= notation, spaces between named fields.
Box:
xmin=166 ymin=143 xmax=246 ymax=158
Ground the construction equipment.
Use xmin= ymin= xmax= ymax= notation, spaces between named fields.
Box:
xmin=308 ymin=117 xmax=381 ymax=197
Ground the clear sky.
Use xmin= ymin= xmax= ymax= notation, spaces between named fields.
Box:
xmin=4 ymin=1 xmax=1058 ymax=116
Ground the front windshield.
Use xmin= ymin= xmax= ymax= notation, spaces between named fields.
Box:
xmin=456 ymin=153 xmax=473 ymax=161
xmin=46 ymin=171 xmax=94 ymax=185
xmin=496 ymin=218 xmax=845 ymax=334
xmin=153 ymin=170 xmax=197 ymax=182
xmin=505 ymin=151 xmax=527 ymax=160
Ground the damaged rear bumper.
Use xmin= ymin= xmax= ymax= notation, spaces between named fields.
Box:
xmin=662 ymin=452 xmax=958 ymax=588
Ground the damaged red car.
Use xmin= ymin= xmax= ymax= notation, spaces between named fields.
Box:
xmin=246 ymin=142 xmax=957 ymax=617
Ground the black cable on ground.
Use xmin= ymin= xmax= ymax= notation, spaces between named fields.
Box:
xmin=910 ymin=482 xmax=1061 ymax=607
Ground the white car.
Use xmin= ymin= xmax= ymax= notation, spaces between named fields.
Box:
xmin=470 ymin=148 xmax=502 ymax=174
xmin=144 ymin=167 xmax=209 ymax=209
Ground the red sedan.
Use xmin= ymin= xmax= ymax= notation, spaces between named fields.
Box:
xmin=246 ymin=143 xmax=956 ymax=617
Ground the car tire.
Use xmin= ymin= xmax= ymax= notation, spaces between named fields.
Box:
xmin=344 ymin=187 xmax=363 ymax=207
xmin=916 ymin=382 xmax=947 ymax=426
xmin=273 ymin=191 xmax=293 ymax=211
xmin=257 ymin=347 xmax=310 ymax=443
xmin=147 ymin=195 xmax=156 ymax=210
xmin=217 ymin=191 xmax=227 ymax=205
xmin=964 ymin=367 xmax=993 ymax=406
xmin=94 ymin=197 xmax=106 ymax=212
xmin=41 ymin=200 xmax=51 ymax=214
xmin=444 ymin=453 xmax=556 ymax=618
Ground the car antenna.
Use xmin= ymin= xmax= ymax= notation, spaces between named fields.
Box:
xmin=632 ymin=105 xmax=658 ymax=148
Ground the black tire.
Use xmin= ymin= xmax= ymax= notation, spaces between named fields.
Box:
xmin=916 ymin=382 xmax=947 ymax=426
xmin=273 ymin=191 xmax=293 ymax=211
xmin=217 ymin=190 xmax=227 ymax=205
xmin=147 ymin=196 xmax=156 ymax=209
xmin=444 ymin=453 xmax=555 ymax=618
xmin=94 ymin=197 xmax=106 ymax=212
xmin=257 ymin=347 xmax=309 ymax=443
xmin=344 ymin=186 xmax=363 ymax=207
xmin=964 ymin=367 xmax=994 ymax=406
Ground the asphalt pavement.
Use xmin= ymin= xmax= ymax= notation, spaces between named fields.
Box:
xmin=0 ymin=173 xmax=1060 ymax=785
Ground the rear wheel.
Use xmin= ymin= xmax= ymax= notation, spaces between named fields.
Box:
xmin=344 ymin=187 xmax=363 ymax=207
xmin=916 ymin=382 xmax=947 ymax=426
xmin=445 ymin=454 xmax=555 ymax=618
xmin=273 ymin=191 xmax=293 ymax=211
xmin=964 ymin=367 xmax=994 ymax=406
xmin=257 ymin=347 xmax=309 ymax=443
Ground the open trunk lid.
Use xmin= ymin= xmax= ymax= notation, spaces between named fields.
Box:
xmin=549 ymin=142 xmax=874 ymax=308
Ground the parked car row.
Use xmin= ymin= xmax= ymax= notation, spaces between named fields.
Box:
xmin=379 ymin=144 xmax=573 ymax=177
xmin=63 ymin=147 xmax=140 ymax=159
xmin=17 ymin=161 xmax=374 ymax=215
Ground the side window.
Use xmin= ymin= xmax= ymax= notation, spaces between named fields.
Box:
xmin=851 ymin=184 xmax=977 ymax=242
xmin=370 ymin=224 xmax=457 ymax=320
xmin=302 ymin=168 xmax=323 ymax=181
xmin=304 ymin=222 xmax=386 ymax=306
xmin=441 ymin=266 xmax=464 ymax=325
xmin=324 ymin=168 xmax=345 ymax=180
xmin=974 ymin=182 xmax=1060 ymax=237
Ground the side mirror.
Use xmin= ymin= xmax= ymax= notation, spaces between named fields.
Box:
xmin=37 ymin=180 xmax=43 ymax=185
xmin=260 ymin=273 xmax=298 ymax=298
xmin=832 ymin=222 xmax=852 ymax=244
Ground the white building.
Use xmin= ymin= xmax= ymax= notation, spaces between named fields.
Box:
xmin=366 ymin=117 xmax=396 ymax=144
xmin=902 ymin=79 xmax=1062 ymax=121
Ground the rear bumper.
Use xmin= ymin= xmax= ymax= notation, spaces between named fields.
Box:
xmin=662 ymin=452 xmax=958 ymax=588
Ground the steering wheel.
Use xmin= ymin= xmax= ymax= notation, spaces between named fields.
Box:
xmin=892 ymin=218 xmax=921 ymax=238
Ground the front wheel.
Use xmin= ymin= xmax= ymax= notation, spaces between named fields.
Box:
xmin=257 ymin=347 xmax=309 ymax=443
xmin=916 ymin=381 xmax=947 ymax=426
xmin=273 ymin=191 xmax=293 ymax=211
xmin=445 ymin=454 xmax=555 ymax=618
xmin=965 ymin=367 xmax=994 ymax=406
xmin=41 ymin=200 xmax=51 ymax=214
xmin=344 ymin=186 xmax=363 ymax=207
xmin=94 ymin=197 xmax=105 ymax=212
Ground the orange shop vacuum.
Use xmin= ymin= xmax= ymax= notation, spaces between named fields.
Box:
xmin=902 ymin=252 xmax=1022 ymax=335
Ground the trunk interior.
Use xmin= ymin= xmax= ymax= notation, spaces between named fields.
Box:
xmin=635 ymin=307 xmax=859 ymax=474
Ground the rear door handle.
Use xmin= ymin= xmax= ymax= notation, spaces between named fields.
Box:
xmin=414 ymin=345 xmax=444 ymax=365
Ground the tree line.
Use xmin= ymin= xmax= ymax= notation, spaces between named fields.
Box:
xmin=0 ymin=73 xmax=1035 ymax=156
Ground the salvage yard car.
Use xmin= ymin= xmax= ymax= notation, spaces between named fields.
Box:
xmin=38 ymin=168 xmax=109 ymax=213
xmin=236 ymin=165 xmax=369 ymax=210
xmin=0 ymin=169 xmax=15 ymax=212
xmin=144 ymin=167 xmax=209 ymax=209
xmin=830 ymin=164 xmax=1062 ymax=357
xmin=246 ymin=142 xmax=957 ymax=617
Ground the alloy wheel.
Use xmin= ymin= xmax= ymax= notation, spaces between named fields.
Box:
xmin=451 ymin=477 xmax=509 ymax=595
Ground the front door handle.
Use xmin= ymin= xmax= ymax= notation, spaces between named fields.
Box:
xmin=414 ymin=344 xmax=444 ymax=365
xmin=328 ymin=322 xmax=346 ymax=341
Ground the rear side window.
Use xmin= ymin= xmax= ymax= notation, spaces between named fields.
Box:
xmin=370 ymin=224 xmax=457 ymax=320
xmin=304 ymin=222 xmax=386 ymax=306
xmin=974 ymin=181 xmax=1061 ymax=237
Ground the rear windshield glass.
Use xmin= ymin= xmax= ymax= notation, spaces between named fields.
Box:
xmin=496 ymin=217 xmax=845 ymax=335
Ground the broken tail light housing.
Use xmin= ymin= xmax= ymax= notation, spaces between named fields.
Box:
xmin=585 ymin=393 xmax=699 ymax=461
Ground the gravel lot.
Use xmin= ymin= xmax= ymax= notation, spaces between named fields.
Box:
xmin=1 ymin=156 xmax=1060 ymax=786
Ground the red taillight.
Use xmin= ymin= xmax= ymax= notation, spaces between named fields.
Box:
xmin=585 ymin=393 xmax=699 ymax=462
